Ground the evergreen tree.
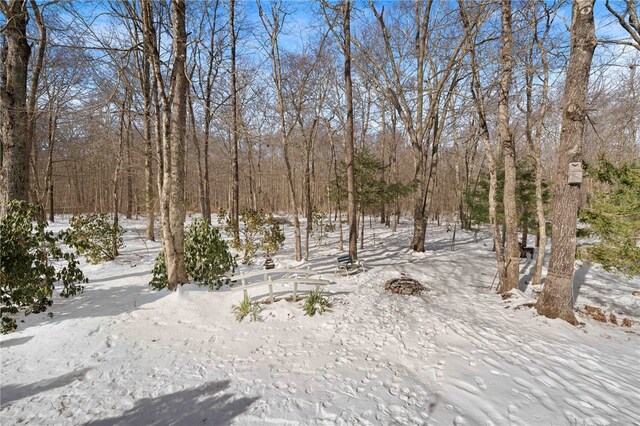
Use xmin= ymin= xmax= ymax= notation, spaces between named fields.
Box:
xmin=579 ymin=158 xmax=640 ymax=276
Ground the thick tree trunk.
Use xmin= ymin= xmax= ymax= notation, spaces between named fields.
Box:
xmin=141 ymin=0 xmax=188 ymax=290
xmin=537 ymin=0 xmax=596 ymax=324
xmin=498 ymin=0 xmax=519 ymax=293
xmin=0 ymin=0 xmax=31 ymax=218
xmin=165 ymin=0 xmax=188 ymax=289
xmin=26 ymin=0 xmax=46 ymax=206
xmin=344 ymin=0 xmax=358 ymax=261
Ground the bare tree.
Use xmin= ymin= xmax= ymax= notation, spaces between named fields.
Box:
xmin=352 ymin=1 xmax=468 ymax=252
xmin=605 ymin=0 xmax=640 ymax=49
xmin=459 ymin=0 xmax=508 ymax=289
xmin=257 ymin=0 xmax=303 ymax=261
xmin=498 ymin=0 xmax=519 ymax=293
xmin=523 ymin=1 xmax=554 ymax=286
xmin=536 ymin=0 xmax=597 ymax=324
xmin=140 ymin=0 xmax=188 ymax=290
xmin=228 ymin=0 xmax=240 ymax=242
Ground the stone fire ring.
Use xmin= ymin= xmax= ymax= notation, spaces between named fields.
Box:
xmin=384 ymin=277 xmax=427 ymax=296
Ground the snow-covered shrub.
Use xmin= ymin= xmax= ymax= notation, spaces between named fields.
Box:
xmin=149 ymin=219 xmax=236 ymax=290
xmin=62 ymin=213 xmax=124 ymax=263
xmin=0 ymin=201 xmax=86 ymax=333
xmin=232 ymin=293 xmax=261 ymax=322
xmin=185 ymin=219 xmax=236 ymax=289
xmin=303 ymin=290 xmax=330 ymax=316
xmin=149 ymin=251 xmax=168 ymax=291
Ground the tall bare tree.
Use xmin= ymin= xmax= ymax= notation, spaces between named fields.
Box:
xmin=352 ymin=1 xmax=468 ymax=252
xmin=140 ymin=0 xmax=188 ymax=290
xmin=536 ymin=0 xmax=597 ymax=324
xmin=228 ymin=0 xmax=240 ymax=242
xmin=257 ymin=0 xmax=303 ymax=261
xmin=497 ymin=0 xmax=519 ymax=293
xmin=459 ymin=0 xmax=508 ymax=289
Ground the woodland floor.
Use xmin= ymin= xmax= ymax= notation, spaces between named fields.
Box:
xmin=1 ymin=216 xmax=639 ymax=425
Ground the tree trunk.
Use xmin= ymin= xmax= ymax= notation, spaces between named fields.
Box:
xmin=26 ymin=0 xmax=47 ymax=206
xmin=142 ymin=55 xmax=155 ymax=240
xmin=459 ymin=1 xmax=507 ymax=288
xmin=344 ymin=0 xmax=358 ymax=260
xmin=113 ymin=91 xmax=127 ymax=259
xmin=229 ymin=0 xmax=240 ymax=243
xmin=537 ymin=0 xmax=596 ymax=324
xmin=126 ymin=105 xmax=134 ymax=220
xmin=258 ymin=1 xmax=303 ymax=261
xmin=46 ymin=104 xmax=58 ymax=222
xmin=141 ymin=0 xmax=188 ymax=289
xmin=165 ymin=0 xmax=188 ymax=289
xmin=498 ymin=0 xmax=519 ymax=293
xmin=0 ymin=0 xmax=31 ymax=218
xmin=531 ymin=19 xmax=550 ymax=286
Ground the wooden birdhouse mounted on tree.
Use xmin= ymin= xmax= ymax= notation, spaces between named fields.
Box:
xmin=568 ymin=162 xmax=583 ymax=185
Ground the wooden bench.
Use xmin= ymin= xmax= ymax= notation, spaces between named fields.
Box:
xmin=335 ymin=254 xmax=364 ymax=275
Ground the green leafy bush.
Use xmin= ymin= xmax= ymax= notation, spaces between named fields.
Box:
xmin=1 ymin=201 xmax=86 ymax=333
xmin=221 ymin=210 xmax=285 ymax=264
xmin=149 ymin=219 xmax=236 ymax=290
xmin=185 ymin=219 xmax=237 ymax=289
xmin=262 ymin=215 xmax=285 ymax=257
xmin=579 ymin=158 xmax=640 ymax=276
xmin=232 ymin=292 xmax=261 ymax=322
xmin=62 ymin=213 xmax=124 ymax=263
xmin=303 ymin=289 xmax=330 ymax=317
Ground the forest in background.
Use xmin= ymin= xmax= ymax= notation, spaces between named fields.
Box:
xmin=1 ymin=0 xmax=639 ymax=325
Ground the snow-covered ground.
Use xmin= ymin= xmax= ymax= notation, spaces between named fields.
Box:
xmin=1 ymin=217 xmax=639 ymax=425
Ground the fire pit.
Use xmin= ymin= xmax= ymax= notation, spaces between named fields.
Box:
xmin=384 ymin=276 xmax=427 ymax=296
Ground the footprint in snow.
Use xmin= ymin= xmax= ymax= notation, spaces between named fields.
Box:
xmin=473 ymin=376 xmax=487 ymax=390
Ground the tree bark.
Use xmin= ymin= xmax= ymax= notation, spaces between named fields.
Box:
xmin=0 ymin=0 xmax=31 ymax=218
xmin=343 ymin=0 xmax=358 ymax=260
xmin=142 ymin=53 xmax=155 ymax=240
xmin=141 ymin=0 xmax=188 ymax=289
xmin=26 ymin=0 xmax=47 ymax=206
xmin=46 ymin=103 xmax=58 ymax=222
xmin=229 ymin=0 xmax=240 ymax=243
xmin=165 ymin=0 xmax=188 ymax=288
xmin=537 ymin=0 xmax=596 ymax=324
xmin=498 ymin=0 xmax=519 ymax=293
xmin=113 ymin=90 xmax=128 ymax=258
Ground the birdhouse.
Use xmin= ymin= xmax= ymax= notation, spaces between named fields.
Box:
xmin=568 ymin=162 xmax=582 ymax=185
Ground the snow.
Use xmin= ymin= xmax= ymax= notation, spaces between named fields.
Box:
xmin=2 ymin=217 xmax=639 ymax=425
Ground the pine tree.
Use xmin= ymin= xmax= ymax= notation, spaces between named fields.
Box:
xmin=579 ymin=158 xmax=640 ymax=276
